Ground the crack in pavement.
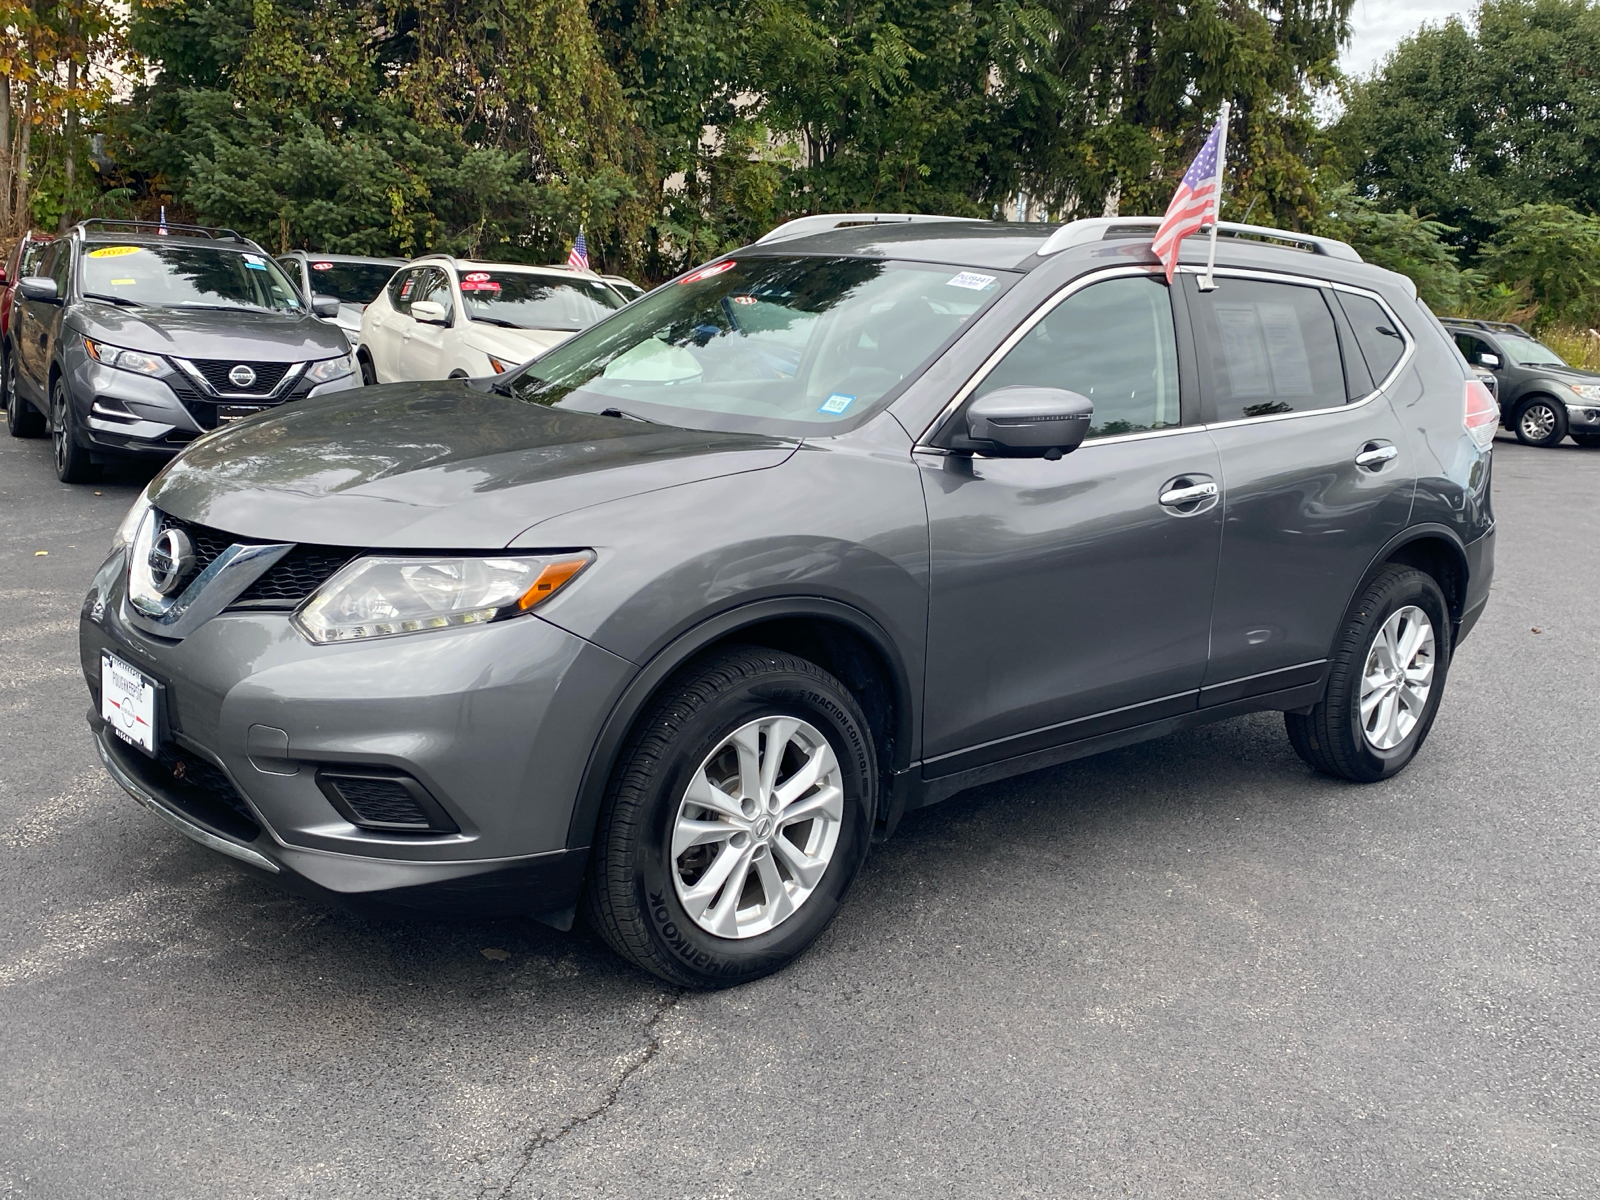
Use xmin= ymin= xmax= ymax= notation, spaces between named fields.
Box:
xmin=485 ymin=988 xmax=684 ymax=1199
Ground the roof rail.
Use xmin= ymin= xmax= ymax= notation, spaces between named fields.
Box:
xmin=755 ymin=212 xmax=975 ymax=245
xmin=1037 ymin=217 xmax=1362 ymax=263
xmin=73 ymin=217 xmax=251 ymax=244
xmin=1440 ymin=317 xmax=1532 ymax=337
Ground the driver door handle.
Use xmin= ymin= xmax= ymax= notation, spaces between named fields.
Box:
xmin=1355 ymin=442 xmax=1398 ymax=468
xmin=1159 ymin=480 xmax=1218 ymax=507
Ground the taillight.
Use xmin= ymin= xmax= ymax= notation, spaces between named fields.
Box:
xmin=1464 ymin=379 xmax=1498 ymax=449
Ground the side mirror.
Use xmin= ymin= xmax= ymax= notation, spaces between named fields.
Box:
xmin=311 ymin=293 xmax=341 ymax=318
xmin=950 ymin=386 xmax=1094 ymax=459
xmin=18 ymin=276 xmax=59 ymax=304
xmin=410 ymin=299 xmax=448 ymax=325
xmin=1478 ymin=351 xmax=1500 ymax=369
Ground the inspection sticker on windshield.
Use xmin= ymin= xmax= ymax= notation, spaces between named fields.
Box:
xmin=110 ymin=279 xmax=135 ymax=286
xmin=819 ymin=393 xmax=855 ymax=414
xmin=243 ymin=254 xmax=267 ymax=270
xmin=89 ymin=246 xmax=140 ymax=258
xmin=101 ymin=652 xmax=157 ymax=757
xmin=946 ymin=272 xmax=997 ymax=291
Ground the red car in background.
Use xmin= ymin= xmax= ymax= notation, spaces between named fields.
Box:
xmin=2 ymin=231 xmax=53 ymax=411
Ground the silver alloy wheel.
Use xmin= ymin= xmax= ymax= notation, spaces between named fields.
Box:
xmin=51 ymin=384 xmax=68 ymax=474
xmin=1520 ymin=402 xmax=1557 ymax=442
xmin=1359 ymin=605 xmax=1436 ymax=750
xmin=671 ymin=716 xmax=844 ymax=939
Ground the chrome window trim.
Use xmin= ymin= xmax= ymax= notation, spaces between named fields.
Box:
xmin=917 ymin=263 xmax=1419 ymax=449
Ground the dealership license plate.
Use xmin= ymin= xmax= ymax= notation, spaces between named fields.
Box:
xmin=217 ymin=405 xmax=265 ymax=423
xmin=101 ymin=652 xmax=158 ymax=756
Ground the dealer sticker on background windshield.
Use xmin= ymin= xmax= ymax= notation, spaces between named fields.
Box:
xmin=946 ymin=272 xmax=997 ymax=291
xmin=101 ymin=652 xmax=157 ymax=756
xmin=819 ymin=393 xmax=855 ymax=414
xmin=89 ymin=246 xmax=141 ymax=258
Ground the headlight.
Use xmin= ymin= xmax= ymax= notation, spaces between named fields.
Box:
xmin=111 ymin=487 xmax=154 ymax=553
xmin=84 ymin=338 xmax=165 ymax=376
xmin=305 ymin=353 xmax=355 ymax=384
xmin=1567 ymin=383 xmax=1600 ymax=401
xmin=292 ymin=552 xmax=594 ymax=644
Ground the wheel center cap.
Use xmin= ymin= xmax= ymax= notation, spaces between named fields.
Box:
xmin=754 ymin=816 xmax=773 ymax=839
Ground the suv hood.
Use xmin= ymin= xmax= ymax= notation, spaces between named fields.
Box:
xmin=1534 ymin=363 xmax=1600 ymax=386
xmin=71 ymin=302 xmax=351 ymax=362
xmin=149 ymin=382 xmax=799 ymax=548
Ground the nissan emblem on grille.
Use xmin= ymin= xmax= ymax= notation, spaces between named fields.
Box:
xmin=147 ymin=528 xmax=196 ymax=596
xmin=228 ymin=364 xmax=257 ymax=389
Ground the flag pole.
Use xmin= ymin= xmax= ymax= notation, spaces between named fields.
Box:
xmin=1198 ymin=100 xmax=1231 ymax=292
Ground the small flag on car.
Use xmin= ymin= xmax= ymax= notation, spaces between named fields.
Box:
xmin=1150 ymin=101 xmax=1230 ymax=285
xmin=567 ymin=228 xmax=589 ymax=272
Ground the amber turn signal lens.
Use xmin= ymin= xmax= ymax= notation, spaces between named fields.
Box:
xmin=516 ymin=555 xmax=593 ymax=610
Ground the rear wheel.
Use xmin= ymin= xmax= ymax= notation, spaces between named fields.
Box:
xmin=584 ymin=646 xmax=875 ymax=988
xmin=1514 ymin=397 xmax=1567 ymax=447
xmin=357 ymin=351 xmax=377 ymax=386
xmin=5 ymin=354 xmax=43 ymax=437
xmin=1285 ymin=565 xmax=1451 ymax=783
xmin=51 ymin=375 xmax=98 ymax=483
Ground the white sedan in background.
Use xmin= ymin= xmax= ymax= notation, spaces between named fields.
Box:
xmin=358 ymin=255 xmax=628 ymax=383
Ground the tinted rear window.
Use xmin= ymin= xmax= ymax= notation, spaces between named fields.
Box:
xmin=1190 ymin=278 xmax=1346 ymax=420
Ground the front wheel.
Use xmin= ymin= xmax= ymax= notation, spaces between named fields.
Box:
xmin=51 ymin=375 xmax=98 ymax=483
xmin=357 ymin=351 xmax=377 ymax=386
xmin=1514 ymin=397 xmax=1567 ymax=447
xmin=584 ymin=646 xmax=876 ymax=988
xmin=1285 ymin=565 xmax=1452 ymax=783
xmin=5 ymin=353 xmax=44 ymax=437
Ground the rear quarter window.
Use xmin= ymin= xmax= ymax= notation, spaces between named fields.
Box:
xmin=1335 ymin=292 xmax=1407 ymax=384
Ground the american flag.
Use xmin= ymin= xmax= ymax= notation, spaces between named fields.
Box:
xmin=1151 ymin=112 xmax=1228 ymax=282
xmin=566 ymin=229 xmax=589 ymax=272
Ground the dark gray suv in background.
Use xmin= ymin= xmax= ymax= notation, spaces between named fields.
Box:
xmin=1443 ymin=318 xmax=1600 ymax=448
xmin=8 ymin=220 xmax=358 ymax=482
xmin=79 ymin=214 xmax=1498 ymax=987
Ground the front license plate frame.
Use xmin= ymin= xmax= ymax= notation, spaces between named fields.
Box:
xmin=100 ymin=651 xmax=161 ymax=757
xmin=217 ymin=404 xmax=266 ymax=423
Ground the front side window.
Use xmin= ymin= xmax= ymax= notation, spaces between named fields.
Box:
xmin=458 ymin=271 xmax=624 ymax=331
xmin=415 ymin=268 xmax=455 ymax=323
xmin=1190 ymin=278 xmax=1346 ymax=421
xmin=389 ymin=268 xmax=424 ymax=314
xmin=308 ymin=260 xmax=400 ymax=306
xmin=1496 ymin=333 xmax=1567 ymax=368
xmin=507 ymin=256 xmax=1014 ymax=434
xmin=78 ymin=244 xmax=304 ymax=313
xmin=973 ymin=274 xmax=1181 ymax=440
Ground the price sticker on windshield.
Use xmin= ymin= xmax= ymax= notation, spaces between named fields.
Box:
xmin=464 ymin=272 xmax=491 ymax=282
xmin=89 ymin=246 xmax=141 ymax=258
xmin=311 ymin=261 xmax=334 ymax=271
xmin=946 ymin=272 xmax=997 ymax=291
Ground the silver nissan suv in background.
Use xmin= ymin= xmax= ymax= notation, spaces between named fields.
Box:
xmin=7 ymin=219 xmax=359 ymax=482
xmin=80 ymin=214 xmax=1497 ymax=988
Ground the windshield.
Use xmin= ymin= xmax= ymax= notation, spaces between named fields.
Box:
xmin=80 ymin=244 xmax=304 ymax=312
xmin=461 ymin=272 xmax=625 ymax=330
xmin=507 ymin=256 xmax=1011 ymax=433
xmin=305 ymin=260 xmax=398 ymax=306
xmin=1498 ymin=334 xmax=1568 ymax=367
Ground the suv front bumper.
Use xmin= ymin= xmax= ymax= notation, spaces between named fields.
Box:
xmin=79 ymin=548 xmax=634 ymax=917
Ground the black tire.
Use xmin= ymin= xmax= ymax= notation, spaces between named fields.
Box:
xmin=1572 ymin=434 xmax=1600 ymax=448
xmin=357 ymin=351 xmax=377 ymax=386
xmin=1285 ymin=565 xmax=1452 ymax=783
xmin=5 ymin=354 xmax=43 ymax=437
xmin=584 ymin=646 xmax=876 ymax=989
xmin=51 ymin=375 xmax=98 ymax=483
xmin=1513 ymin=396 xmax=1567 ymax=447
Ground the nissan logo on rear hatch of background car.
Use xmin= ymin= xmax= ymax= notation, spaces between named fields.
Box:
xmin=228 ymin=364 xmax=256 ymax=389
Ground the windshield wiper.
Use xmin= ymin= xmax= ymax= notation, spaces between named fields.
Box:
xmin=599 ymin=407 xmax=660 ymax=424
xmin=470 ymin=315 xmax=526 ymax=329
xmin=83 ymin=292 xmax=141 ymax=308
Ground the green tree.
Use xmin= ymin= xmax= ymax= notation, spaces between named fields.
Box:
xmin=1480 ymin=204 xmax=1600 ymax=326
xmin=1313 ymin=182 xmax=1476 ymax=311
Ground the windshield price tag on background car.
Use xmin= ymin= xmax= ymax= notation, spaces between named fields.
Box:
xmin=243 ymin=254 xmax=268 ymax=271
xmin=819 ymin=393 xmax=855 ymax=414
xmin=312 ymin=262 xmax=334 ymax=271
xmin=89 ymin=246 xmax=140 ymax=258
xmin=946 ymin=272 xmax=997 ymax=291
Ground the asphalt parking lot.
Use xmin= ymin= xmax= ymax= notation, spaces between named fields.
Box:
xmin=2 ymin=429 xmax=1597 ymax=1199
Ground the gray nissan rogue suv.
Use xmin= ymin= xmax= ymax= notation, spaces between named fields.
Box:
xmin=79 ymin=214 xmax=1498 ymax=987
xmin=8 ymin=219 xmax=358 ymax=482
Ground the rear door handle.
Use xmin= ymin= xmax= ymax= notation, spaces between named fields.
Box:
xmin=1159 ymin=480 xmax=1218 ymax=507
xmin=1355 ymin=443 xmax=1398 ymax=469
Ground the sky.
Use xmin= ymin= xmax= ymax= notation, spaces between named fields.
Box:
xmin=1341 ymin=0 xmax=1480 ymax=76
